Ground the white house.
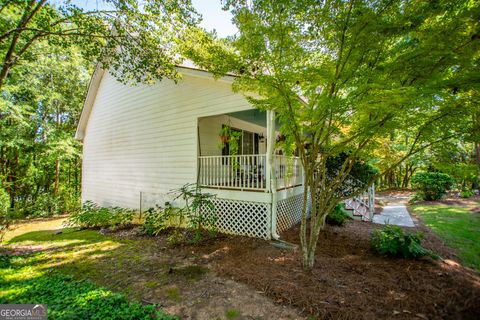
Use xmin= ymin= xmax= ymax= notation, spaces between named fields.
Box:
xmin=75 ymin=65 xmax=308 ymax=240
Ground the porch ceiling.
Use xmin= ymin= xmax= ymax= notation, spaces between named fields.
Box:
xmin=227 ymin=109 xmax=280 ymax=130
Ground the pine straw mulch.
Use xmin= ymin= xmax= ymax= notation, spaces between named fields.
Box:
xmin=412 ymin=192 xmax=480 ymax=208
xmin=188 ymin=221 xmax=480 ymax=320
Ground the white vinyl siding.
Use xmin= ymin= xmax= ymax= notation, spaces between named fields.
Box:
xmin=82 ymin=70 xmax=254 ymax=208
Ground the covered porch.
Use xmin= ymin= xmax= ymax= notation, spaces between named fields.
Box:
xmin=197 ymin=109 xmax=303 ymax=192
xmin=195 ymin=109 xmax=306 ymax=239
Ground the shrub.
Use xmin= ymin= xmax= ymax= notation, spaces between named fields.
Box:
xmin=65 ymin=201 xmax=134 ymax=229
xmin=9 ymin=191 xmax=80 ymax=218
xmin=326 ymin=204 xmax=351 ymax=226
xmin=140 ymin=183 xmax=218 ymax=243
xmin=371 ymin=225 xmax=435 ymax=259
xmin=0 ymin=188 xmax=10 ymax=242
xmin=326 ymin=153 xmax=378 ymax=198
xmin=56 ymin=190 xmax=81 ymax=215
xmin=167 ymin=229 xmax=185 ymax=246
xmin=33 ymin=193 xmax=62 ymax=217
xmin=411 ymin=172 xmax=453 ymax=201
xmin=175 ymin=183 xmax=217 ymax=232
xmin=140 ymin=203 xmax=184 ymax=236
xmin=460 ymin=190 xmax=474 ymax=198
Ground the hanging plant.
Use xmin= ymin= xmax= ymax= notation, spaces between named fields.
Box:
xmin=219 ymin=125 xmax=231 ymax=145
xmin=218 ymin=125 xmax=241 ymax=156
xmin=218 ymin=125 xmax=242 ymax=170
xmin=228 ymin=130 xmax=242 ymax=156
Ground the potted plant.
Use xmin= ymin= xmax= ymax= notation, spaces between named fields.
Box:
xmin=218 ymin=125 xmax=242 ymax=170
xmin=219 ymin=125 xmax=231 ymax=145
xmin=218 ymin=125 xmax=241 ymax=153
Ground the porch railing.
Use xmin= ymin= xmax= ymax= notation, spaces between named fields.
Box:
xmin=198 ymin=154 xmax=303 ymax=191
xmin=275 ymin=155 xmax=303 ymax=189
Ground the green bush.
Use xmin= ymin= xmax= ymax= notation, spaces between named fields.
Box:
xmin=33 ymin=193 xmax=62 ymax=217
xmin=65 ymin=201 xmax=134 ymax=229
xmin=175 ymin=183 xmax=218 ymax=233
xmin=0 ymin=187 xmax=10 ymax=242
xmin=411 ymin=172 xmax=453 ymax=201
xmin=56 ymin=190 xmax=81 ymax=215
xmin=140 ymin=203 xmax=184 ymax=236
xmin=460 ymin=190 xmax=474 ymax=198
xmin=326 ymin=204 xmax=351 ymax=226
xmin=326 ymin=152 xmax=378 ymax=198
xmin=371 ymin=225 xmax=435 ymax=259
xmin=9 ymin=191 xmax=80 ymax=218
xmin=140 ymin=184 xmax=218 ymax=243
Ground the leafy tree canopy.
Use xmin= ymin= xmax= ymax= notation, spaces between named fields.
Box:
xmin=0 ymin=0 xmax=200 ymax=88
xmin=188 ymin=0 xmax=480 ymax=269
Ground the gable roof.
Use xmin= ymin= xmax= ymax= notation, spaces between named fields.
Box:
xmin=75 ymin=65 xmax=105 ymax=140
xmin=74 ymin=63 xmax=236 ymax=141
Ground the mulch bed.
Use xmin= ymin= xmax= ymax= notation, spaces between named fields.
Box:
xmin=187 ymin=221 xmax=480 ymax=319
xmin=413 ymin=192 xmax=480 ymax=207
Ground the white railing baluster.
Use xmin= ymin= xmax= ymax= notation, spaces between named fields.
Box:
xmin=214 ymin=156 xmax=218 ymax=186
xmin=227 ymin=156 xmax=231 ymax=187
xmin=253 ymin=155 xmax=256 ymax=189
xmin=208 ymin=157 xmax=211 ymax=186
xmin=218 ymin=156 xmax=221 ymax=186
xmin=203 ymin=158 xmax=206 ymax=185
xmin=197 ymin=154 xmax=303 ymax=191
xmin=247 ymin=155 xmax=251 ymax=189
xmin=205 ymin=157 xmax=208 ymax=185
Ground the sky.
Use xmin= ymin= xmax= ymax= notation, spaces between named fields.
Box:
xmin=65 ymin=0 xmax=237 ymax=38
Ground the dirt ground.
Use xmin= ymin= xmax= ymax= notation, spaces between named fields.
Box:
xmin=143 ymin=191 xmax=479 ymax=319
xmin=100 ymin=228 xmax=302 ymax=320
xmin=184 ymin=222 xmax=479 ymax=320
xmin=3 ymin=194 xmax=480 ymax=320
xmin=109 ymin=215 xmax=480 ymax=320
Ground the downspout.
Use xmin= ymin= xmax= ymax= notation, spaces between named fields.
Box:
xmin=267 ymin=110 xmax=280 ymax=240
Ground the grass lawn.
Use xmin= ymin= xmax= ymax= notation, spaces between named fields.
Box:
xmin=1 ymin=219 xmax=300 ymax=320
xmin=411 ymin=204 xmax=480 ymax=271
xmin=1 ymin=215 xmax=479 ymax=319
xmin=0 ymin=222 xmax=179 ymax=319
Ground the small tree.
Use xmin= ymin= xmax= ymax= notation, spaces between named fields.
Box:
xmin=191 ymin=0 xmax=479 ymax=269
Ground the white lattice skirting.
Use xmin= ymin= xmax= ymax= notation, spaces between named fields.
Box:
xmin=142 ymin=191 xmax=308 ymax=240
xmin=276 ymin=193 xmax=307 ymax=233
xmin=203 ymin=198 xmax=271 ymax=239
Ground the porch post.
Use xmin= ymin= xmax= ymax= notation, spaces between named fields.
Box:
xmin=266 ymin=110 xmax=280 ymax=239
xmin=265 ymin=111 xmax=273 ymax=192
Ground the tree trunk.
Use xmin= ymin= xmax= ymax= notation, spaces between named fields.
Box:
xmin=303 ymin=243 xmax=317 ymax=270
xmin=300 ymin=168 xmax=332 ymax=270
xmin=402 ymin=164 xmax=412 ymax=188
xmin=74 ymin=158 xmax=79 ymax=194
xmin=474 ymin=111 xmax=480 ymax=187
xmin=475 ymin=142 xmax=480 ymax=181
xmin=54 ymin=159 xmax=60 ymax=195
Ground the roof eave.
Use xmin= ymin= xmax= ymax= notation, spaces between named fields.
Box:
xmin=75 ymin=66 xmax=105 ymax=141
